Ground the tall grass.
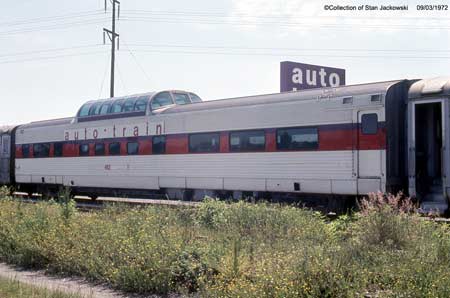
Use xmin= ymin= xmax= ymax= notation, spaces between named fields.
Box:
xmin=0 ymin=191 xmax=449 ymax=297
xmin=0 ymin=277 xmax=84 ymax=298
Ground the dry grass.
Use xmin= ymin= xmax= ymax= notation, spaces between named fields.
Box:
xmin=0 ymin=277 xmax=84 ymax=298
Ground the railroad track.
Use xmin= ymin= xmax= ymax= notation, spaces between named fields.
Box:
xmin=8 ymin=192 xmax=450 ymax=223
xmin=11 ymin=192 xmax=200 ymax=211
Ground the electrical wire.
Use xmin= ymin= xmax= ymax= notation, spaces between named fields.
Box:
xmin=122 ymin=9 xmax=450 ymax=21
xmin=0 ymin=19 xmax=108 ymax=36
xmin=0 ymin=10 xmax=104 ymax=27
xmin=99 ymin=51 xmax=111 ymax=98
xmin=0 ymin=50 xmax=106 ymax=65
xmin=128 ymin=48 xmax=450 ymax=60
xmin=120 ymin=39 xmax=152 ymax=85
xmin=116 ymin=55 xmax=128 ymax=95
xmin=119 ymin=17 xmax=450 ymax=30
xmin=0 ymin=44 xmax=103 ymax=58
xmin=126 ymin=43 xmax=450 ymax=53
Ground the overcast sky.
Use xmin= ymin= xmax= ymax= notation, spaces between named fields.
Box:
xmin=1 ymin=0 xmax=449 ymax=125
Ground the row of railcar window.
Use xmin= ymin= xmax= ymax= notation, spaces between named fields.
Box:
xmin=19 ymin=128 xmax=320 ymax=158
xmin=78 ymin=92 xmax=203 ymax=117
xmin=78 ymin=96 xmax=149 ymax=117
xmin=18 ymin=116 xmax=379 ymax=158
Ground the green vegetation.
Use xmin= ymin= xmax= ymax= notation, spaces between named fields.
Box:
xmin=0 ymin=277 xmax=83 ymax=298
xmin=0 ymin=188 xmax=450 ymax=297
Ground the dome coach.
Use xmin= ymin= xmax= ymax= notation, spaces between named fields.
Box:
xmin=1 ymin=78 xmax=450 ymax=212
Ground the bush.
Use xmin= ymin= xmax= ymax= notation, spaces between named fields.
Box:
xmin=0 ymin=186 xmax=12 ymax=199
xmin=355 ymin=192 xmax=417 ymax=249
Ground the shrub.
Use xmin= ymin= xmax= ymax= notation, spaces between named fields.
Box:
xmin=0 ymin=186 xmax=12 ymax=199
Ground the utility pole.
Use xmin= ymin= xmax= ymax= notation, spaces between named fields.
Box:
xmin=103 ymin=0 xmax=120 ymax=98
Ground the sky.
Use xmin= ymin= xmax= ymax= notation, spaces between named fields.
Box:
xmin=1 ymin=0 xmax=449 ymax=125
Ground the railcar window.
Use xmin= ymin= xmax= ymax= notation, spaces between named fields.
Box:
xmin=151 ymin=92 xmax=173 ymax=110
xmin=109 ymin=142 xmax=121 ymax=155
xmin=230 ymin=130 xmax=265 ymax=152
xmin=78 ymin=103 xmax=92 ymax=117
xmin=95 ymin=143 xmax=105 ymax=156
xmin=79 ymin=144 xmax=89 ymax=156
xmin=33 ymin=143 xmax=50 ymax=158
xmin=99 ymin=103 xmax=111 ymax=115
xmin=89 ymin=103 xmax=102 ymax=115
xmin=189 ymin=93 xmax=202 ymax=103
xmin=110 ymin=99 xmax=124 ymax=113
xmin=122 ymin=98 xmax=136 ymax=112
xmin=276 ymin=127 xmax=318 ymax=150
xmin=134 ymin=97 xmax=148 ymax=111
xmin=189 ymin=133 xmax=220 ymax=153
xmin=127 ymin=142 xmax=139 ymax=155
xmin=22 ymin=144 xmax=30 ymax=158
xmin=173 ymin=93 xmax=191 ymax=105
xmin=152 ymin=136 xmax=166 ymax=154
xmin=362 ymin=113 xmax=378 ymax=135
xmin=54 ymin=143 xmax=63 ymax=157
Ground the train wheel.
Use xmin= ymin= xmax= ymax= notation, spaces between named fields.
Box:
xmin=182 ymin=189 xmax=194 ymax=201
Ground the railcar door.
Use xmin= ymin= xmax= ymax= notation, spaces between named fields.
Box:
xmin=0 ymin=133 xmax=11 ymax=185
xmin=355 ymin=109 xmax=384 ymax=194
xmin=408 ymin=99 xmax=447 ymax=212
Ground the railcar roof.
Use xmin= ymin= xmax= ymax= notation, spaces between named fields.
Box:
xmin=19 ymin=78 xmax=448 ymax=131
xmin=0 ymin=125 xmax=15 ymax=133
xmin=409 ymin=77 xmax=450 ymax=99
xmin=160 ymin=79 xmax=405 ymax=115
xmin=17 ymin=117 xmax=73 ymax=129
xmin=80 ymin=91 xmax=156 ymax=105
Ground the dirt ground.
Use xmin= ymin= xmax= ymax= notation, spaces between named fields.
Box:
xmin=0 ymin=263 xmax=177 ymax=298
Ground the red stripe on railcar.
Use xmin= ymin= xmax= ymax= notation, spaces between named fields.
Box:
xmin=49 ymin=144 xmax=55 ymax=157
xmin=16 ymin=123 xmax=388 ymax=159
xmin=358 ymin=127 xmax=386 ymax=150
xmin=63 ymin=143 xmax=78 ymax=157
xmin=319 ymin=129 xmax=354 ymax=151
xmin=120 ymin=140 xmax=127 ymax=156
xmin=166 ymin=134 xmax=188 ymax=154
xmin=88 ymin=143 xmax=95 ymax=156
xmin=265 ymin=129 xmax=276 ymax=152
xmin=220 ymin=132 xmax=229 ymax=153
xmin=139 ymin=138 xmax=152 ymax=155
xmin=15 ymin=145 xmax=23 ymax=158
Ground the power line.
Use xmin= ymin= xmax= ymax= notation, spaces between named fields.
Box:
xmin=122 ymin=9 xmax=450 ymax=21
xmin=116 ymin=57 xmax=128 ymax=95
xmin=129 ymin=48 xmax=450 ymax=60
xmin=0 ymin=10 xmax=104 ymax=27
xmin=126 ymin=43 xmax=450 ymax=53
xmin=119 ymin=17 xmax=450 ymax=30
xmin=0 ymin=50 xmax=106 ymax=65
xmin=121 ymin=40 xmax=152 ymax=85
xmin=99 ymin=52 xmax=111 ymax=98
xmin=0 ymin=19 xmax=108 ymax=36
xmin=0 ymin=44 xmax=103 ymax=58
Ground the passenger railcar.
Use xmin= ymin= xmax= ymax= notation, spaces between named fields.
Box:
xmin=1 ymin=78 xmax=450 ymax=212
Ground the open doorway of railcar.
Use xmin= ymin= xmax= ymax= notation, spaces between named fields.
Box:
xmin=413 ymin=101 xmax=446 ymax=210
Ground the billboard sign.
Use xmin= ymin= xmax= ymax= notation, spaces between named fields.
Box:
xmin=280 ymin=61 xmax=346 ymax=92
